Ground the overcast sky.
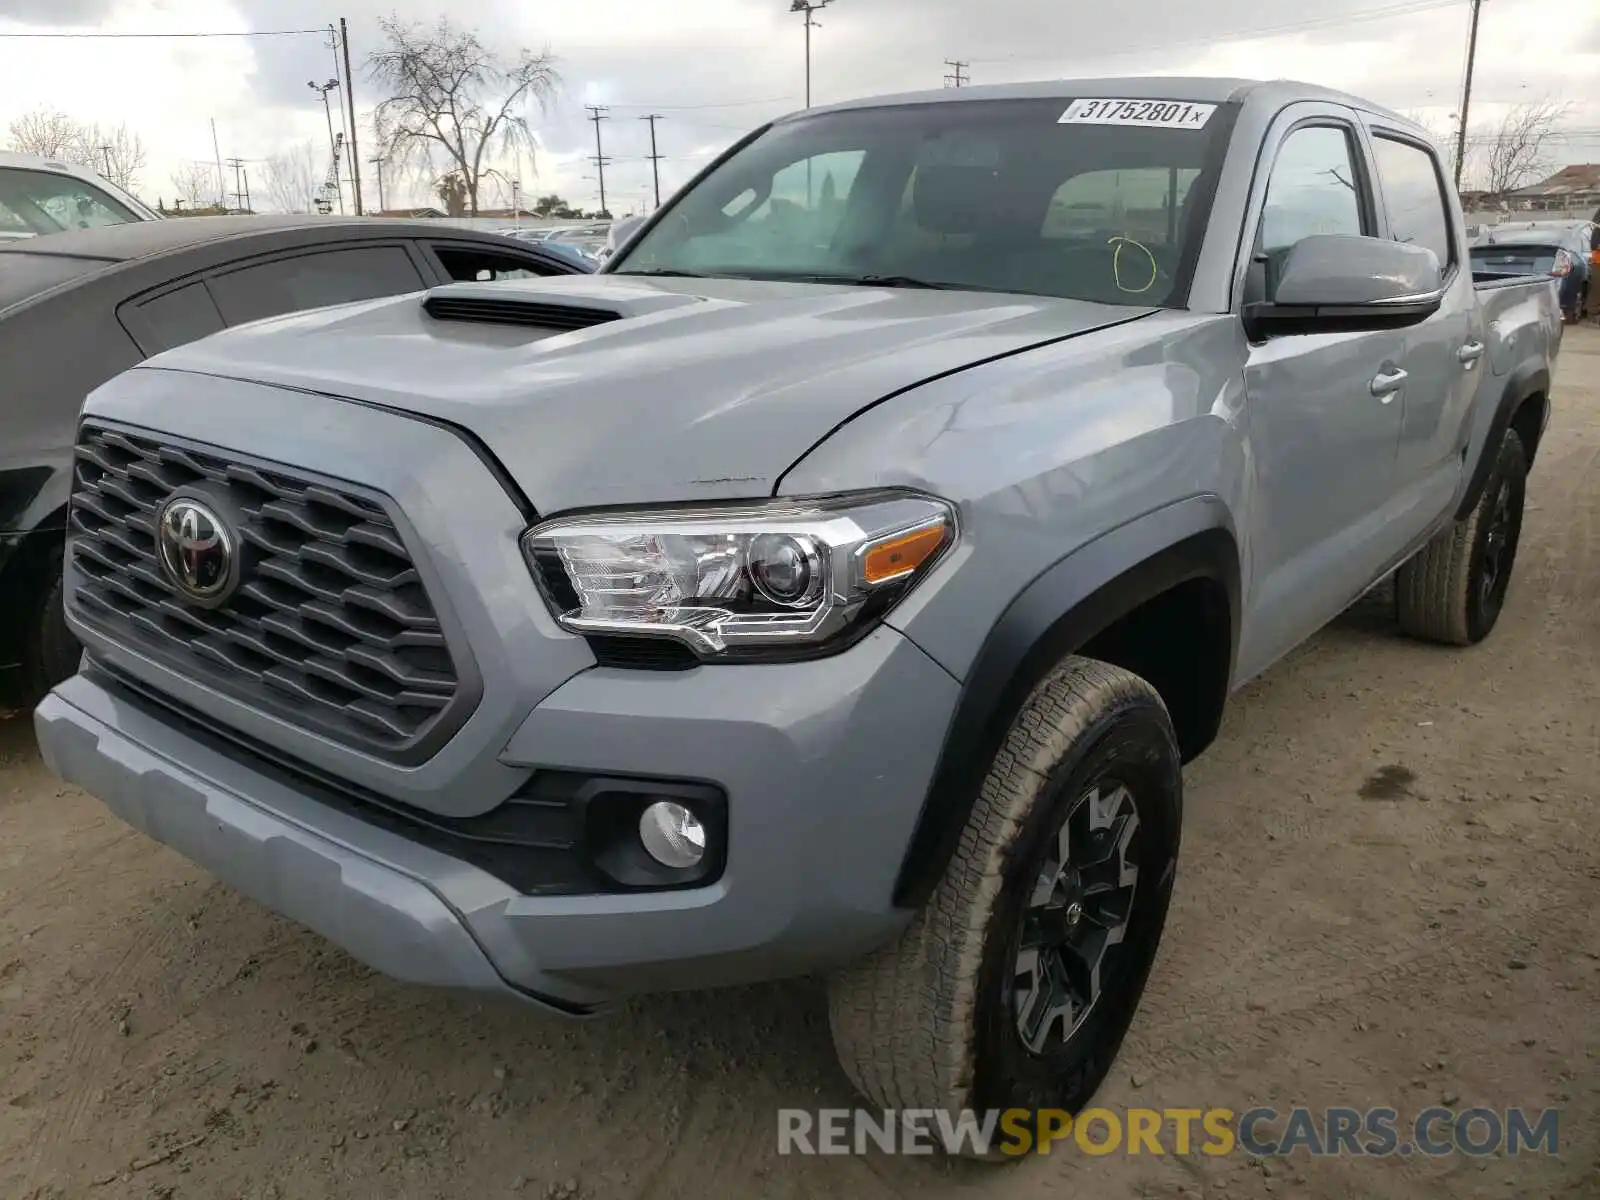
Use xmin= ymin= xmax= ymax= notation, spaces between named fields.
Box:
xmin=1 ymin=0 xmax=1597 ymax=214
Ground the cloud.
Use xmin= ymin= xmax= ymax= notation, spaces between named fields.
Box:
xmin=0 ymin=0 xmax=119 ymax=24
xmin=3 ymin=0 xmax=1597 ymax=213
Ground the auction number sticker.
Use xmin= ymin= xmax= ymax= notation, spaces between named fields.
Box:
xmin=1059 ymin=99 xmax=1217 ymax=129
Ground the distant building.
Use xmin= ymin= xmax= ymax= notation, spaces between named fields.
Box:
xmin=373 ymin=206 xmax=447 ymax=219
xmin=1505 ymin=165 xmax=1600 ymax=214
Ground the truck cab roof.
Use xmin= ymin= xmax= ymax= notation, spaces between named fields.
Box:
xmin=797 ymin=76 xmax=1413 ymax=128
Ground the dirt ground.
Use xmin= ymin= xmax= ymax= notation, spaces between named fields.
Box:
xmin=3 ymin=328 xmax=1598 ymax=1200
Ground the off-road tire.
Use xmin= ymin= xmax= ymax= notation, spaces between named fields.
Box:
xmin=19 ymin=544 xmax=80 ymax=704
xmin=827 ymin=656 xmax=1182 ymax=1156
xmin=1396 ymin=429 xmax=1527 ymax=646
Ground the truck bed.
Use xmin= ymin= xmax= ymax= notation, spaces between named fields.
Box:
xmin=1472 ymin=270 xmax=1563 ymax=380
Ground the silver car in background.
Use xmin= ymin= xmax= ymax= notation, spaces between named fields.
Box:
xmin=0 ymin=152 xmax=160 ymax=241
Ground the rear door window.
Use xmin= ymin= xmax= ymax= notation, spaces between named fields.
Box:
xmin=125 ymin=281 xmax=225 ymax=353
xmin=206 ymin=245 xmax=424 ymax=326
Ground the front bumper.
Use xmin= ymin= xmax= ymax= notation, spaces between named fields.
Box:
xmin=36 ymin=625 xmax=959 ymax=1010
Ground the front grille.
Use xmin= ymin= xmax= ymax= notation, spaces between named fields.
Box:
xmin=68 ymin=423 xmax=469 ymax=762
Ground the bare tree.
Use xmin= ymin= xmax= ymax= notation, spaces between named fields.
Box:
xmin=169 ymin=162 xmax=213 ymax=210
xmin=1471 ymin=100 xmax=1571 ymax=199
xmin=368 ymin=17 xmax=560 ymax=216
xmin=7 ymin=109 xmax=93 ymax=163
xmin=83 ymin=122 xmax=148 ymax=193
xmin=262 ymin=141 xmax=323 ymax=214
xmin=9 ymin=110 xmax=149 ymax=196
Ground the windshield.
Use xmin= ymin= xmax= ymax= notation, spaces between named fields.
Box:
xmin=609 ymin=96 xmax=1237 ymax=306
xmin=0 ymin=167 xmax=146 ymax=237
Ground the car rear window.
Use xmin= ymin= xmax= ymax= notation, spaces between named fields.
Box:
xmin=1469 ymin=243 xmax=1562 ymax=275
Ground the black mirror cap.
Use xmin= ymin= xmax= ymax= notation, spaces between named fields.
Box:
xmin=1243 ymin=292 xmax=1444 ymax=340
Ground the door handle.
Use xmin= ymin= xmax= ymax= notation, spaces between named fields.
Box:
xmin=1369 ymin=367 xmax=1408 ymax=400
xmin=1457 ymin=340 xmax=1485 ymax=367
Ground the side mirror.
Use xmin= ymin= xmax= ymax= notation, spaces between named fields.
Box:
xmin=608 ymin=215 xmax=646 ymax=251
xmin=1245 ymin=234 xmax=1444 ymax=338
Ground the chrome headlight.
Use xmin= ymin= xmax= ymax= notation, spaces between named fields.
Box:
xmin=522 ymin=492 xmax=956 ymax=660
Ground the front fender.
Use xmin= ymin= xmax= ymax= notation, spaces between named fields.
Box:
xmin=889 ymin=496 xmax=1240 ymax=909
xmin=0 ymin=458 xmax=72 ymax=669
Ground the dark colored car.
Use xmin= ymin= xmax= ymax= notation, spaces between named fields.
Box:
xmin=0 ymin=215 xmax=591 ymax=706
xmin=1469 ymin=220 xmax=1594 ymax=321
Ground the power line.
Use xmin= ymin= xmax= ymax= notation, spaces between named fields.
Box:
xmin=586 ymin=104 xmax=611 ymax=216
xmin=944 ymin=59 xmax=969 ymax=88
xmin=0 ymin=27 xmax=325 ymax=38
xmin=641 ymin=114 xmax=664 ymax=209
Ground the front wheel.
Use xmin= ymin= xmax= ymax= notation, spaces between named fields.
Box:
xmin=827 ymin=657 xmax=1182 ymax=1155
xmin=1396 ymin=428 xmax=1527 ymax=646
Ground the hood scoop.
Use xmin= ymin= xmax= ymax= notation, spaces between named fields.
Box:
xmin=423 ymin=293 xmax=622 ymax=331
xmin=420 ymin=277 xmax=708 ymax=332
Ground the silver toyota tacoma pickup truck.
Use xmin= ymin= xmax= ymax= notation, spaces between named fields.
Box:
xmin=35 ymin=77 xmax=1561 ymax=1136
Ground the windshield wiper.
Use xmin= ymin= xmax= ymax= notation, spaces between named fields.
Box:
xmin=613 ymin=268 xmax=712 ymax=278
xmin=781 ymin=272 xmax=957 ymax=290
xmin=615 ymin=268 xmax=959 ymax=290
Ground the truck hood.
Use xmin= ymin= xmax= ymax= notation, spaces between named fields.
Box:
xmin=140 ymin=274 xmax=1156 ymax=512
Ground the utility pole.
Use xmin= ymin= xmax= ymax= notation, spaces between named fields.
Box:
xmin=1453 ymin=0 xmax=1484 ymax=189
xmin=226 ymin=156 xmax=246 ymax=212
xmin=243 ymin=165 xmax=252 ymax=214
xmin=96 ymin=144 xmax=113 ymax=179
xmin=641 ymin=114 xmax=664 ymax=209
xmin=309 ymin=79 xmax=344 ymax=214
xmin=210 ymin=118 xmax=225 ymax=210
xmin=340 ymin=18 xmax=363 ymax=214
xmin=586 ymin=105 xmax=611 ymax=216
xmin=943 ymin=60 xmax=968 ymax=88
xmin=789 ymin=0 xmax=833 ymax=108
xmin=369 ymin=157 xmax=386 ymax=212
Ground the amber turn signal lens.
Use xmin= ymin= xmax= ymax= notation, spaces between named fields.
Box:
xmin=862 ymin=523 xmax=947 ymax=585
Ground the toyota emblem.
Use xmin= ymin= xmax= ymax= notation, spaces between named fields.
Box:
xmin=156 ymin=496 xmax=236 ymax=603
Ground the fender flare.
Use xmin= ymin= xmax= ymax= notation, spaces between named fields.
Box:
xmin=1455 ymin=364 xmax=1549 ymax=522
xmin=891 ymin=496 xmax=1240 ymax=909
xmin=0 ymin=470 xmax=72 ymax=669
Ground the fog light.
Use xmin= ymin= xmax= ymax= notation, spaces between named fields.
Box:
xmin=638 ymin=801 xmax=706 ymax=869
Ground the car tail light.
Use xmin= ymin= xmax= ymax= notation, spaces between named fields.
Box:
xmin=1551 ymin=248 xmax=1572 ymax=277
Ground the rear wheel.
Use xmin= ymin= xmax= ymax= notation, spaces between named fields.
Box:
xmin=1396 ymin=429 xmax=1527 ymax=646
xmin=827 ymin=657 xmax=1182 ymax=1156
